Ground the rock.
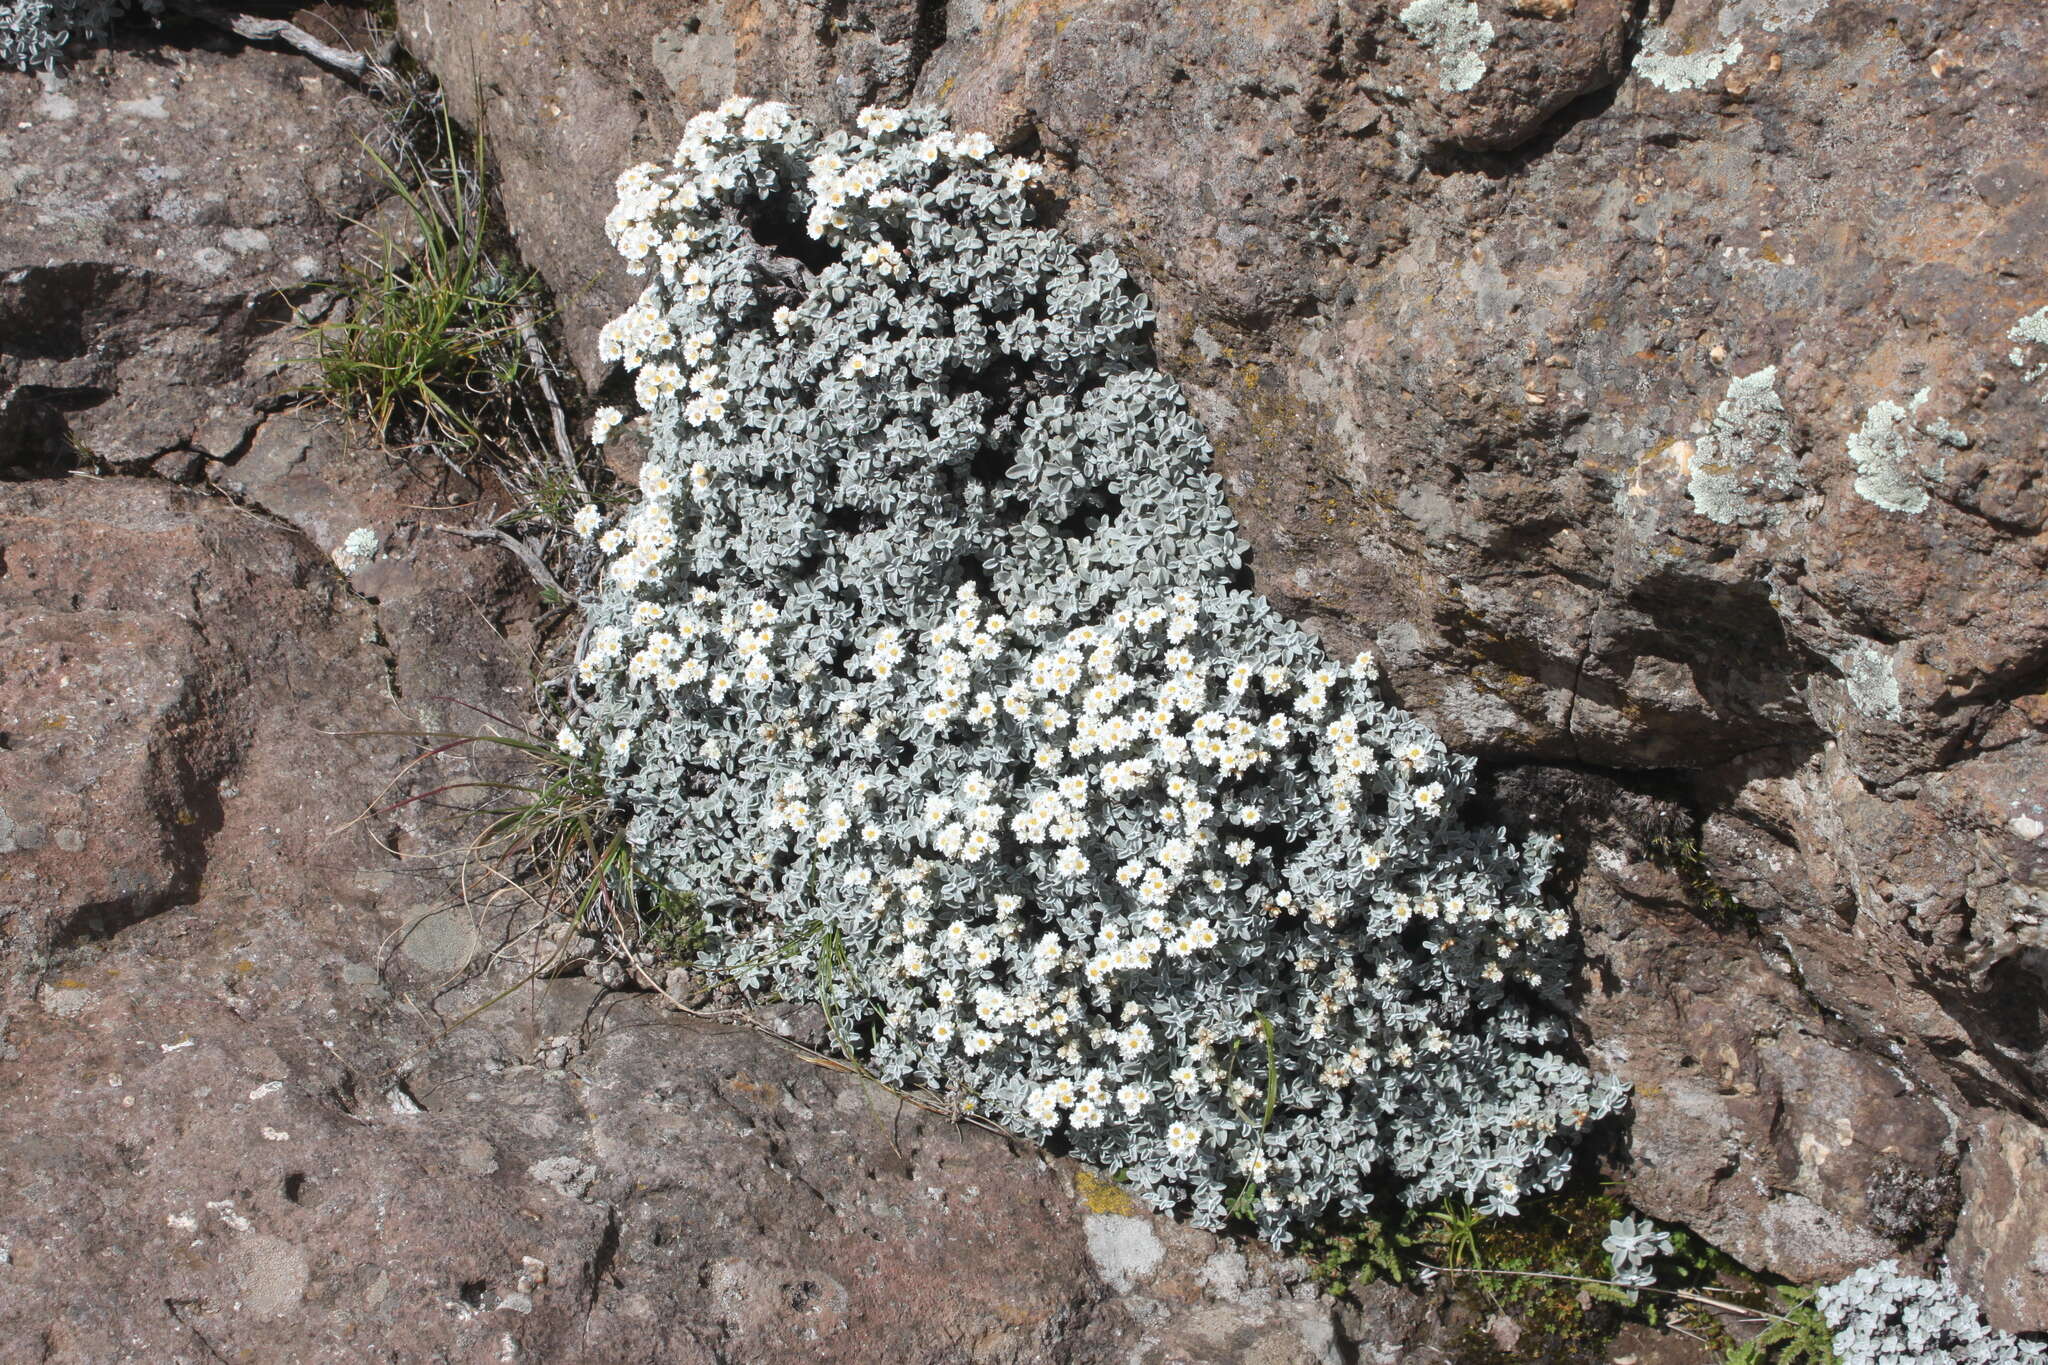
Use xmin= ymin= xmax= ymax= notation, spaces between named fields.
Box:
xmin=0 ymin=38 xmax=385 ymax=467
xmin=1948 ymin=1112 xmax=2048 ymax=1330
xmin=390 ymin=0 xmax=2048 ymax=1318
xmin=0 ymin=477 xmax=608 ymax=1363
xmin=0 ymin=468 xmax=1434 ymax=1362
xmin=1482 ymin=766 xmax=1961 ymax=1284
xmin=534 ymin=1034 xmax=581 ymax=1070
xmin=526 ymin=1155 xmax=599 ymax=1201
xmin=0 ymin=30 xmax=1518 ymax=1362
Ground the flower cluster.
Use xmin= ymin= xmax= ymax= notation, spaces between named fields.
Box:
xmin=1 ymin=0 xmax=157 ymax=68
xmin=567 ymin=97 xmax=1624 ymax=1240
xmin=1817 ymin=1262 xmax=2047 ymax=1365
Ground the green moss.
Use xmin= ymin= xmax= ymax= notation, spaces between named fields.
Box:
xmin=1297 ymin=1179 xmax=1822 ymax=1364
xmin=636 ymin=886 xmax=705 ymax=963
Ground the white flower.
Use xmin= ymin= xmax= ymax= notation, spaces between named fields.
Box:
xmin=1024 ymin=1088 xmax=1061 ymax=1126
xmin=1117 ymin=1022 xmax=1153 ymax=1058
xmin=590 ymin=406 xmax=625 ymax=444
xmin=555 ymin=725 xmax=585 ymax=757
xmin=571 ymin=504 xmax=603 ymax=537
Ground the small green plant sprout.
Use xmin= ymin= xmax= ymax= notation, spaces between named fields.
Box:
xmin=1302 ymin=1214 xmax=1418 ymax=1294
xmin=1724 ymin=1287 xmax=1838 ymax=1365
xmin=1424 ymin=1199 xmax=1489 ymax=1271
xmin=1604 ymin=1213 xmax=1676 ymax=1299
xmin=1647 ymin=833 xmax=1755 ymax=931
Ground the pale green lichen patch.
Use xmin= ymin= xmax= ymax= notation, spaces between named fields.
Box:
xmin=1400 ymin=0 xmax=1495 ymax=94
xmin=1632 ymin=24 xmax=1745 ymax=92
xmin=1845 ymin=388 xmax=1965 ymax=515
xmin=1840 ymin=642 xmax=1902 ymax=722
xmin=2009 ymin=305 xmax=2048 ymax=387
xmin=1722 ymin=0 xmax=1832 ymax=33
xmin=1685 ymin=366 xmax=1802 ymax=526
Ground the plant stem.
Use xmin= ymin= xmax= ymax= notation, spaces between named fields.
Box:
xmin=1414 ymin=1263 xmax=1793 ymax=1324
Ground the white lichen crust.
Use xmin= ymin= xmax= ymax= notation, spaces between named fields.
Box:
xmin=572 ymin=98 xmax=1625 ymax=1241
xmin=1685 ymin=366 xmax=1800 ymax=526
xmin=1845 ymin=387 xmax=1967 ymax=515
xmin=1398 ymin=0 xmax=1495 ymax=93
xmin=2011 ymin=305 xmax=2048 ymax=388
xmin=1632 ymin=24 xmax=1745 ymax=92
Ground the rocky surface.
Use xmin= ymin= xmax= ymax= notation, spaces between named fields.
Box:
xmin=0 ymin=460 xmax=1383 ymax=1362
xmin=396 ymin=0 xmax=2048 ymax=1332
xmin=0 ymin=20 xmax=388 ymax=472
xmin=0 ymin=19 xmax=1446 ymax=1365
xmin=5 ymin=0 xmax=2043 ymax=1355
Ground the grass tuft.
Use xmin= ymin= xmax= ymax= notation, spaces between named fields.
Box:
xmin=307 ymin=96 xmax=541 ymax=475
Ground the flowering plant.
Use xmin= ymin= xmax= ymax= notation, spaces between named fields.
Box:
xmin=2 ymin=0 xmax=158 ymax=69
xmin=1603 ymin=1214 xmax=1674 ymax=1295
xmin=1818 ymin=1262 xmax=2047 ymax=1365
xmin=565 ymin=96 xmax=1625 ymax=1239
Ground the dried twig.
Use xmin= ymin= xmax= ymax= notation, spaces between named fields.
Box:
xmin=436 ymin=523 xmax=572 ymax=602
xmin=165 ymin=0 xmax=378 ymax=80
xmin=1417 ymin=1263 xmax=1792 ymax=1325
xmin=514 ymin=309 xmax=589 ymax=497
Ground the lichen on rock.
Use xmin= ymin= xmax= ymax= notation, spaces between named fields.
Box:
xmin=2011 ymin=305 xmax=2048 ymax=388
xmin=1398 ymin=0 xmax=1496 ymax=94
xmin=1631 ymin=24 xmax=1745 ymax=92
xmin=1839 ymin=641 xmax=1902 ymax=722
xmin=1845 ymin=387 xmax=1968 ymax=515
xmin=1685 ymin=365 xmax=1801 ymax=526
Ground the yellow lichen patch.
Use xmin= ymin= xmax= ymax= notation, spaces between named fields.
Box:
xmin=1075 ymin=1167 xmax=1144 ymax=1216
